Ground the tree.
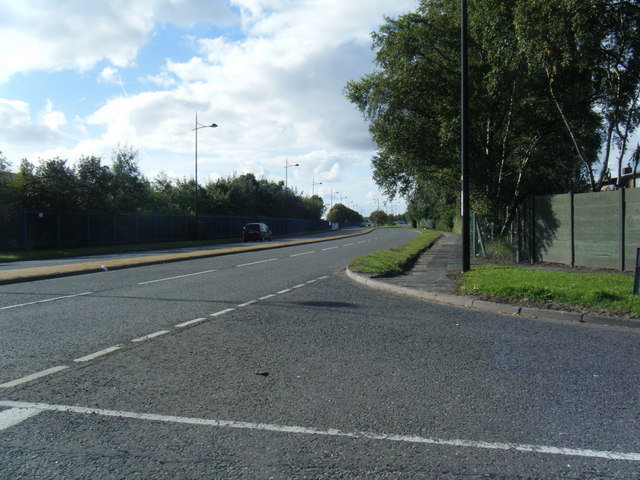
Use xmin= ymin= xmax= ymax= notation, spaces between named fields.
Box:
xmin=326 ymin=203 xmax=363 ymax=224
xmin=110 ymin=145 xmax=152 ymax=212
xmin=369 ymin=209 xmax=388 ymax=225
xmin=76 ymin=156 xmax=113 ymax=211
xmin=345 ymin=0 xmax=640 ymax=231
xmin=0 ymin=152 xmax=13 ymax=211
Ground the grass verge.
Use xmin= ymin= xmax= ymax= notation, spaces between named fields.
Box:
xmin=459 ymin=265 xmax=640 ymax=318
xmin=348 ymin=229 xmax=442 ymax=276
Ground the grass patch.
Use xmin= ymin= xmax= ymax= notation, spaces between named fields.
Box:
xmin=459 ymin=265 xmax=640 ymax=318
xmin=349 ymin=229 xmax=441 ymax=276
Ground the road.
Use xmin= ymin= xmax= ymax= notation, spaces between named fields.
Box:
xmin=1 ymin=228 xmax=639 ymax=479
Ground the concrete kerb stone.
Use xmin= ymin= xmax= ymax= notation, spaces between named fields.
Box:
xmin=346 ymin=267 xmax=640 ymax=330
xmin=0 ymin=229 xmax=375 ymax=286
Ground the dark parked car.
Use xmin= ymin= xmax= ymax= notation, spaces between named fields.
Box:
xmin=241 ymin=222 xmax=272 ymax=242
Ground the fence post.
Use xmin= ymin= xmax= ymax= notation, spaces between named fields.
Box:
xmin=569 ymin=192 xmax=575 ymax=267
xmin=620 ymin=188 xmax=625 ymax=271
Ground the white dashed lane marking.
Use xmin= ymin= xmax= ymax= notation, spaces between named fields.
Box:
xmin=0 ymin=366 xmax=69 ymax=389
xmin=0 ymin=275 xmax=331 ymax=389
xmin=132 ymin=331 xmax=170 ymax=343
xmin=73 ymin=346 xmax=122 ymax=363
xmin=1 ymin=400 xmax=638 ymax=462
xmin=236 ymin=258 xmax=279 ymax=268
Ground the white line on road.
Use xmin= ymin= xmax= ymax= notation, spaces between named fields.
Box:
xmin=0 ymin=292 xmax=92 ymax=311
xmin=210 ymin=308 xmax=236 ymax=317
xmin=0 ymin=366 xmax=69 ymax=389
xmin=321 ymin=247 xmax=338 ymax=251
xmin=292 ymin=284 xmax=305 ymax=289
xmin=176 ymin=318 xmax=207 ymax=328
xmin=277 ymin=288 xmax=292 ymax=294
xmin=1 ymin=400 xmax=639 ymax=462
xmin=358 ymin=240 xmax=367 ymax=244
xmin=290 ymin=251 xmax=315 ymax=257
xmin=236 ymin=258 xmax=279 ymax=268
xmin=237 ymin=300 xmax=257 ymax=307
xmin=131 ymin=331 xmax=170 ymax=343
xmin=0 ymin=407 xmax=42 ymax=431
xmin=342 ymin=243 xmax=355 ymax=247
xmin=138 ymin=270 xmax=217 ymax=285
xmin=259 ymin=294 xmax=277 ymax=300
xmin=73 ymin=346 xmax=121 ymax=363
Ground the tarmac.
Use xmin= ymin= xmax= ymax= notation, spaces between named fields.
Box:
xmin=1 ymin=229 xmax=638 ymax=330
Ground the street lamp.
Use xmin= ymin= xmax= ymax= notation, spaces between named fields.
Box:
xmin=284 ymin=158 xmax=299 ymax=233
xmin=330 ymin=190 xmax=338 ymax=211
xmin=193 ymin=111 xmax=218 ymax=220
xmin=312 ymin=178 xmax=322 ymax=196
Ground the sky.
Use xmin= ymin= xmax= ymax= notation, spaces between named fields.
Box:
xmin=0 ymin=0 xmax=418 ymax=217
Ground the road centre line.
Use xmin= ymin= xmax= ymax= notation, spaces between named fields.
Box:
xmin=131 ymin=331 xmax=170 ymax=343
xmin=73 ymin=346 xmax=122 ymax=363
xmin=1 ymin=400 xmax=638 ymax=462
xmin=342 ymin=243 xmax=355 ymax=246
xmin=237 ymin=300 xmax=257 ymax=307
xmin=236 ymin=258 xmax=279 ymax=268
xmin=322 ymin=246 xmax=338 ymax=251
xmin=277 ymin=288 xmax=292 ymax=294
xmin=0 ymin=292 xmax=93 ymax=311
xmin=176 ymin=318 xmax=207 ymax=328
xmin=211 ymin=308 xmax=236 ymax=317
xmin=290 ymin=251 xmax=315 ymax=257
xmin=0 ymin=407 xmax=42 ymax=432
xmin=138 ymin=270 xmax=217 ymax=285
xmin=259 ymin=294 xmax=277 ymax=300
xmin=292 ymin=284 xmax=305 ymax=289
xmin=0 ymin=366 xmax=69 ymax=389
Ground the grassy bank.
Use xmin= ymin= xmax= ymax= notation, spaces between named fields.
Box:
xmin=348 ymin=229 xmax=638 ymax=318
xmin=459 ymin=265 xmax=639 ymax=318
xmin=348 ymin=229 xmax=441 ymax=276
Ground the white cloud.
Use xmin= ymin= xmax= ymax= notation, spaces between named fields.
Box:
xmin=1 ymin=0 xmax=415 ymax=213
xmin=0 ymin=0 xmax=238 ymax=83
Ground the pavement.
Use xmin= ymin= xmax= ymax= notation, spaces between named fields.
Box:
xmin=2 ymin=228 xmax=638 ymax=330
xmin=346 ymin=231 xmax=640 ymax=331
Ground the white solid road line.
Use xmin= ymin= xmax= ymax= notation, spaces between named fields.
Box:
xmin=0 ymin=366 xmax=69 ymax=389
xmin=73 ymin=346 xmax=122 ymax=363
xmin=236 ymin=258 xmax=279 ymax=268
xmin=1 ymin=400 xmax=639 ymax=462
xmin=0 ymin=292 xmax=92 ymax=311
xmin=138 ymin=270 xmax=217 ymax=285
xmin=131 ymin=331 xmax=170 ymax=343
xmin=210 ymin=308 xmax=236 ymax=317
xmin=0 ymin=407 xmax=42 ymax=431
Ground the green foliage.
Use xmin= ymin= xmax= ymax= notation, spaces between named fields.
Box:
xmin=345 ymin=0 xmax=640 ymax=231
xmin=459 ymin=265 xmax=640 ymax=317
xmin=326 ymin=203 xmax=363 ymax=224
xmin=1 ymin=148 xmax=325 ymax=220
xmin=370 ymin=209 xmax=388 ymax=225
xmin=349 ymin=229 xmax=441 ymax=275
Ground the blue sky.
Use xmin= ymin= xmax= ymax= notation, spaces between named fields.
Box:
xmin=0 ymin=0 xmax=417 ymax=216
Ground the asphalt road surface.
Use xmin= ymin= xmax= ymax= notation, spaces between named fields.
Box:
xmin=1 ymin=228 xmax=639 ymax=479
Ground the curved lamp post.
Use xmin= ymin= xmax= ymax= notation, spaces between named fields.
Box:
xmin=193 ymin=111 xmax=218 ymax=219
xmin=285 ymin=159 xmax=299 ymax=233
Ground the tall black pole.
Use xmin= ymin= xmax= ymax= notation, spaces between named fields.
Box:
xmin=194 ymin=111 xmax=199 ymax=219
xmin=461 ymin=0 xmax=471 ymax=272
